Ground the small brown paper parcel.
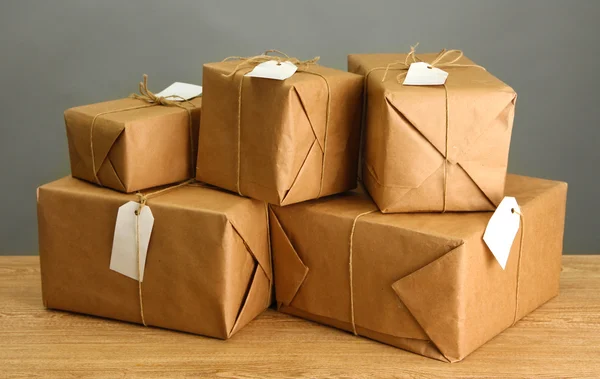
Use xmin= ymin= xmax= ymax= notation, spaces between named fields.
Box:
xmin=271 ymin=174 xmax=567 ymax=362
xmin=38 ymin=176 xmax=271 ymax=339
xmin=65 ymin=88 xmax=202 ymax=193
xmin=348 ymin=52 xmax=517 ymax=213
xmin=197 ymin=57 xmax=363 ymax=206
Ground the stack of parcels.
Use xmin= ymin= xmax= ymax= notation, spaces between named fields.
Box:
xmin=39 ymin=77 xmax=273 ymax=339
xmin=38 ymin=61 xmax=364 ymax=339
xmin=37 ymin=49 xmax=568 ymax=361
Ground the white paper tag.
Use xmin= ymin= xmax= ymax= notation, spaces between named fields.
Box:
xmin=154 ymin=82 xmax=202 ymax=101
xmin=110 ymin=201 xmax=154 ymax=281
xmin=403 ymin=62 xmax=449 ymax=86
xmin=245 ymin=60 xmax=298 ymax=80
xmin=483 ymin=197 xmax=521 ymax=270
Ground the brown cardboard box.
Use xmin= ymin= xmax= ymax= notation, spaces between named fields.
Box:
xmin=270 ymin=174 xmax=567 ymax=362
xmin=65 ymin=97 xmax=202 ymax=193
xmin=38 ymin=176 xmax=271 ymax=339
xmin=197 ymin=60 xmax=363 ymax=205
xmin=348 ymin=52 xmax=517 ymax=212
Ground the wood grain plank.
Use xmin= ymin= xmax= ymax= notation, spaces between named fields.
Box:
xmin=0 ymin=256 xmax=598 ymax=378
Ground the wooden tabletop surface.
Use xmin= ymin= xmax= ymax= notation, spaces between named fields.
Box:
xmin=1 ymin=255 xmax=599 ymax=378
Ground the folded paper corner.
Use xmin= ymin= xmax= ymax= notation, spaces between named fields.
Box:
xmin=269 ymin=207 xmax=309 ymax=306
xmin=391 ymin=243 xmax=469 ymax=362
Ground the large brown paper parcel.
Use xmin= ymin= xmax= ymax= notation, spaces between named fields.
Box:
xmin=197 ymin=60 xmax=363 ymax=206
xmin=271 ymin=174 xmax=567 ymax=362
xmin=65 ymin=96 xmax=202 ymax=193
xmin=38 ymin=176 xmax=271 ymax=339
xmin=348 ymin=53 xmax=517 ymax=213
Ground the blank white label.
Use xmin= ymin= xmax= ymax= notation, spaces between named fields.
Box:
xmin=154 ymin=82 xmax=203 ymax=101
xmin=403 ymin=62 xmax=448 ymax=86
xmin=110 ymin=201 xmax=154 ymax=281
xmin=245 ymin=60 xmax=298 ymax=80
xmin=483 ymin=197 xmax=521 ymax=270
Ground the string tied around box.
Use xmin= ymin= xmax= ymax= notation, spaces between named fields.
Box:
xmin=221 ymin=49 xmax=321 ymax=77
xmin=88 ymin=74 xmax=198 ymax=187
xmin=132 ymin=179 xmax=272 ymax=328
xmin=361 ymin=43 xmax=486 ymax=212
xmin=221 ymin=50 xmax=332 ymax=200
xmin=346 ymin=206 xmax=526 ymax=337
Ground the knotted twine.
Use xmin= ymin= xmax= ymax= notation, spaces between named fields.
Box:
xmin=346 ymin=206 xmax=527 ymax=336
xmin=89 ymin=74 xmax=198 ymax=186
xmin=221 ymin=50 xmax=331 ymax=199
xmin=133 ymin=179 xmax=195 ymax=326
xmin=361 ymin=44 xmax=486 ymax=212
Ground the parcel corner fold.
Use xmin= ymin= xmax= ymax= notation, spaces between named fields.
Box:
xmin=347 ymin=53 xmax=517 ymax=213
xmin=64 ymin=96 xmax=202 ymax=193
xmin=270 ymin=174 xmax=567 ymax=362
xmin=37 ymin=176 xmax=271 ymax=339
xmin=196 ymin=60 xmax=364 ymax=206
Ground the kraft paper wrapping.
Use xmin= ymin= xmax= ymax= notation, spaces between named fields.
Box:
xmin=65 ymin=97 xmax=202 ymax=193
xmin=196 ymin=60 xmax=363 ymax=206
xmin=37 ymin=176 xmax=271 ymax=339
xmin=348 ymin=53 xmax=517 ymax=213
xmin=270 ymin=174 xmax=567 ymax=362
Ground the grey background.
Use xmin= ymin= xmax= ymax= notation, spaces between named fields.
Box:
xmin=1 ymin=0 xmax=598 ymax=255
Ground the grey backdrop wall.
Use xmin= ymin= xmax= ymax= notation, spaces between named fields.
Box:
xmin=1 ymin=0 xmax=598 ymax=255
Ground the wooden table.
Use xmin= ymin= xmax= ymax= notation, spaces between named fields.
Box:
xmin=1 ymin=256 xmax=599 ymax=378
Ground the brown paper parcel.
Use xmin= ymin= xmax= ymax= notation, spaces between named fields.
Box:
xmin=37 ymin=176 xmax=271 ymax=339
xmin=197 ymin=60 xmax=363 ymax=206
xmin=348 ymin=53 xmax=517 ymax=212
xmin=270 ymin=174 xmax=567 ymax=362
xmin=65 ymin=96 xmax=202 ymax=193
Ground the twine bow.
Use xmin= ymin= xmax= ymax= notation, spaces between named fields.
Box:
xmin=361 ymin=44 xmax=486 ymax=212
xmin=222 ymin=49 xmax=321 ymax=78
xmin=221 ymin=50 xmax=331 ymax=200
xmin=130 ymin=74 xmax=195 ymax=107
xmin=89 ymin=75 xmax=198 ymax=187
xmin=379 ymin=43 xmax=486 ymax=83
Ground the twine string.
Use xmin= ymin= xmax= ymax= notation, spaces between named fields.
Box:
xmin=221 ymin=51 xmax=328 ymax=199
xmin=512 ymin=208 xmax=525 ymax=325
xmin=132 ymin=179 xmax=195 ymax=326
xmin=134 ymin=199 xmax=147 ymax=326
xmin=263 ymin=49 xmax=291 ymax=59
xmin=89 ymin=75 xmax=198 ymax=186
xmin=379 ymin=42 xmax=420 ymax=83
xmin=442 ymin=84 xmax=450 ymax=212
xmin=234 ymin=72 xmax=247 ymax=196
xmin=348 ymin=209 xmax=378 ymax=335
xmin=222 ymin=51 xmax=320 ymax=78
